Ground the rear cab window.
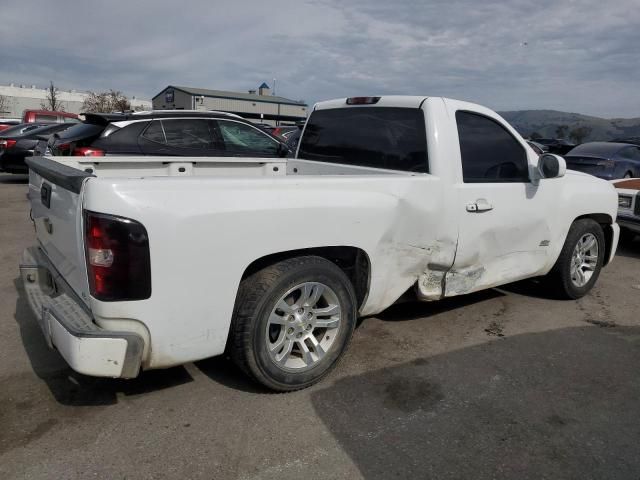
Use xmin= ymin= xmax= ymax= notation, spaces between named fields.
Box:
xmin=298 ymin=107 xmax=428 ymax=173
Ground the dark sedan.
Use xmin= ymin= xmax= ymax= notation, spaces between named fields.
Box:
xmin=0 ymin=123 xmax=73 ymax=173
xmin=564 ymin=142 xmax=640 ymax=180
xmin=534 ymin=138 xmax=576 ymax=155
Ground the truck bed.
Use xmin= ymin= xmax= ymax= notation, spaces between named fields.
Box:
xmin=40 ymin=155 xmax=415 ymax=179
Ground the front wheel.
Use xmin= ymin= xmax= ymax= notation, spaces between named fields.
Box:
xmin=545 ymin=219 xmax=605 ymax=299
xmin=229 ymin=256 xmax=357 ymax=391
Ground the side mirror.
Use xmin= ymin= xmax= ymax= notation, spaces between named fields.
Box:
xmin=537 ymin=153 xmax=566 ymax=179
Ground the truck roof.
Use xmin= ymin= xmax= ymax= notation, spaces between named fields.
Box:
xmin=314 ymin=96 xmax=429 ymax=110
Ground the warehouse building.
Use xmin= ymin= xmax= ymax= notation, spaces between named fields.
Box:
xmin=0 ymin=83 xmax=151 ymax=118
xmin=152 ymin=83 xmax=307 ymax=125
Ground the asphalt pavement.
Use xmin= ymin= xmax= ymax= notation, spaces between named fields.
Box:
xmin=1 ymin=173 xmax=639 ymax=479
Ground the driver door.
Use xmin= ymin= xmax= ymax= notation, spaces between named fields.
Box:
xmin=446 ymin=108 xmax=556 ymax=296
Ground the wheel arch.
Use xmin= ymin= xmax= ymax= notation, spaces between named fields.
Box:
xmin=573 ymin=213 xmax=614 ymax=265
xmin=240 ymin=246 xmax=372 ymax=310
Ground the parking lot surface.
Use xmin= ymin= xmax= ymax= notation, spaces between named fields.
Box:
xmin=1 ymin=173 xmax=640 ymax=479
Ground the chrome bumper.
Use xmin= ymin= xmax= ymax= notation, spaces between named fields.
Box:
xmin=19 ymin=246 xmax=144 ymax=378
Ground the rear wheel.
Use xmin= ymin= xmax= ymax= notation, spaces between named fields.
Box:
xmin=545 ymin=219 xmax=605 ymax=299
xmin=229 ymin=256 xmax=357 ymax=391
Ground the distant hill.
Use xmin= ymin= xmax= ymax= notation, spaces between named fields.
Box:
xmin=497 ymin=110 xmax=640 ymax=143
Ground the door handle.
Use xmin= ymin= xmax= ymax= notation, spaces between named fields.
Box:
xmin=466 ymin=199 xmax=493 ymax=212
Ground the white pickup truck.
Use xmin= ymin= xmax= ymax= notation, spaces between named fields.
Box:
xmin=20 ymin=96 xmax=619 ymax=391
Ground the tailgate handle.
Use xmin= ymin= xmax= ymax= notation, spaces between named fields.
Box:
xmin=41 ymin=183 xmax=52 ymax=208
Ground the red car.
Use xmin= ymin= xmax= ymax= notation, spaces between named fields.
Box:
xmin=21 ymin=109 xmax=79 ymax=124
xmin=0 ymin=119 xmax=20 ymax=132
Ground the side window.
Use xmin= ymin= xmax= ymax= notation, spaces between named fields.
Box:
xmin=456 ymin=111 xmax=529 ymax=183
xmin=162 ymin=119 xmax=213 ymax=149
xmin=217 ymin=121 xmax=280 ymax=155
xmin=141 ymin=121 xmax=166 ymax=144
xmin=621 ymin=147 xmax=640 ymax=160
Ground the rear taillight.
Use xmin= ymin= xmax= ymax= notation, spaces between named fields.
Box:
xmin=74 ymin=147 xmax=105 ymax=157
xmin=84 ymin=211 xmax=151 ymax=301
xmin=0 ymin=139 xmax=17 ymax=149
xmin=56 ymin=142 xmax=71 ymax=155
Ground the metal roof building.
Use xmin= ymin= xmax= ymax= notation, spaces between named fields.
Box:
xmin=152 ymin=84 xmax=307 ymax=125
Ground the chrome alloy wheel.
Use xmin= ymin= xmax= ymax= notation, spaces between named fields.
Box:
xmin=570 ymin=233 xmax=599 ymax=288
xmin=265 ymin=282 xmax=342 ymax=371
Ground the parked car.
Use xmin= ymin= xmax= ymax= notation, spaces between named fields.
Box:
xmin=42 ymin=111 xmax=290 ymax=158
xmin=613 ymin=178 xmax=640 ymax=240
xmin=0 ymin=118 xmax=21 ymax=132
xmin=609 ymin=137 xmax=640 ymax=147
xmin=535 ymin=138 xmax=576 ymax=155
xmin=564 ymin=142 xmax=640 ymax=180
xmin=527 ymin=140 xmax=548 ymax=155
xmin=0 ymin=123 xmax=74 ymax=173
xmin=21 ymin=95 xmax=618 ymax=391
xmin=22 ymin=109 xmax=79 ymax=124
xmin=270 ymin=125 xmax=298 ymax=139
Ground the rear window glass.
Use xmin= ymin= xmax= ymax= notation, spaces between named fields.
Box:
xmin=298 ymin=107 xmax=428 ymax=172
xmin=56 ymin=123 xmax=104 ymax=140
xmin=35 ymin=114 xmax=58 ymax=122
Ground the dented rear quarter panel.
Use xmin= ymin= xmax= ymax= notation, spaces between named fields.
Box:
xmin=82 ymin=172 xmax=458 ymax=368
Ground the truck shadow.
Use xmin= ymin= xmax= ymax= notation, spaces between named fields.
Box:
xmin=310 ymin=325 xmax=640 ymax=480
xmin=617 ymin=234 xmax=640 ymax=259
xmin=13 ymin=278 xmax=194 ymax=407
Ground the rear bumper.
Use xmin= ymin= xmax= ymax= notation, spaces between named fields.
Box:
xmin=19 ymin=246 xmax=143 ymax=378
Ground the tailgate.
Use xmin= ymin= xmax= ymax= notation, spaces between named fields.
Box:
xmin=26 ymin=156 xmax=95 ymax=305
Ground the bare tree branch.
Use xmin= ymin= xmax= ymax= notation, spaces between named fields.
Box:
xmin=0 ymin=93 xmax=9 ymax=115
xmin=82 ymin=89 xmax=131 ymax=113
xmin=40 ymin=81 xmax=64 ymax=111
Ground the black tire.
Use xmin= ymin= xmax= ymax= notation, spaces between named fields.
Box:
xmin=546 ymin=219 xmax=605 ymax=299
xmin=229 ymin=256 xmax=357 ymax=392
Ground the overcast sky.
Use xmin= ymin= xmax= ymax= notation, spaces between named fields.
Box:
xmin=2 ymin=0 xmax=638 ymax=118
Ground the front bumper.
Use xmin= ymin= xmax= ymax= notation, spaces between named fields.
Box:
xmin=19 ymin=246 xmax=143 ymax=378
xmin=618 ymin=215 xmax=640 ymax=234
